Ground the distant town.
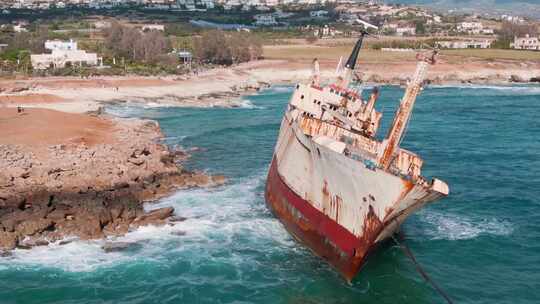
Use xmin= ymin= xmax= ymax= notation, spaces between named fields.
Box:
xmin=1 ymin=0 xmax=539 ymax=76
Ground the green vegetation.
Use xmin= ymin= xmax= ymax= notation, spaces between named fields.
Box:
xmin=369 ymin=39 xmax=437 ymax=50
xmin=441 ymin=49 xmax=540 ymax=61
xmin=194 ymin=30 xmax=263 ymax=65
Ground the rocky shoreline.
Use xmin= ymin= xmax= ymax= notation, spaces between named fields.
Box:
xmin=0 ymin=109 xmax=225 ymax=252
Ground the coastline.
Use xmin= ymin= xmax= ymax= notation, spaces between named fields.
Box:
xmin=0 ymin=108 xmax=225 ymax=251
xmin=0 ymin=56 xmax=538 ymax=251
xmin=2 ymin=58 xmax=539 ymax=114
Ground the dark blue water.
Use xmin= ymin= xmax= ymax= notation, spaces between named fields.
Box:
xmin=1 ymin=85 xmax=539 ymax=303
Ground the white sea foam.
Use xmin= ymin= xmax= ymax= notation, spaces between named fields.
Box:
xmin=429 ymin=84 xmax=540 ymax=94
xmin=235 ymin=99 xmax=265 ymax=109
xmin=0 ymin=172 xmax=292 ymax=272
xmin=418 ymin=210 xmax=514 ymax=241
xmin=268 ymin=86 xmax=294 ymax=93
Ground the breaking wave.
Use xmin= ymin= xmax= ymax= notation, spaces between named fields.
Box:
xmin=418 ymin=210 xmax=514 ymax=241
xmin=235 ymin=99 xmax=266 ymax=109
xmin=429 ymin=84 xmax=540 ymax=94
xmin=0 ymin=172 xmax=292 ymax=273
xmin=266 ymin=86 xmax=294 ymax=93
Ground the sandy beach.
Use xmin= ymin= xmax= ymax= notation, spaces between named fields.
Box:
xmin=0 ymin=53 xmax=540 ymax=113
xmin=2 ymin=50 xmax=540 ymax=113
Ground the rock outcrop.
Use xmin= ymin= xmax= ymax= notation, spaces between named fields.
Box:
xmin=0 ymin=110 xmax=224 ymax=250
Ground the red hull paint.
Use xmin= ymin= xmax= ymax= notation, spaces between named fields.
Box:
xmin=265 ymin=157 xmax=384 ymax=281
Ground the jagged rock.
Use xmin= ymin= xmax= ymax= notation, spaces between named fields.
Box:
xmin=58 ymin=239 xmax=74 ymax=246
xmin=16 ymin=219 xmax=53 ymax=236
xmin=74 ymin=216 xmax=103 ymax=240
xmin=46 ymin=208 xmax=68 ymax=221
xmin=110 ymin=204 xmax=125 ymax=220
xmin=102 ymin=241 xmax=141 ymax=253
xmin=0 ymin=113 xmax=225 ymax=251
xmin=169 ymin=215 xmax=187 ymax=222
xmin=510 ymin=74 xmax=526 ymax=83
xmin=1 ymin=218 xmax=16 ymax=232
xmin=211 ymin=175 xmax=227 ymax=185
xmin=128 ymin=157 xmax=145 ymax=166
xmin=0 ymin=231 xmax=18 ymax=250
xmin=18 ymin=236 xmax=50 ymax=248
xmin=0 ymin=250 xmax=12 ymax=257
xmin=102 ymin=242 xmax=131 ymax=253
xmin=131 ymin=207 xmax=174 ymax=227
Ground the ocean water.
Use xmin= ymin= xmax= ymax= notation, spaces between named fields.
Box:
xmin=1 ymin=84 xmax=539 ymax=303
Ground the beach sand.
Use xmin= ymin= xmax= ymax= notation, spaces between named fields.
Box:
xmin=1 ymin=49 xmax=540 ymax=113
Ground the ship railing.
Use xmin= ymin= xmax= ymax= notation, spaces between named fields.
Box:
xmin=387 ymin=148 xmax=424 ymax=181
xmin=297 ymin=116 xmax=380 ymax=153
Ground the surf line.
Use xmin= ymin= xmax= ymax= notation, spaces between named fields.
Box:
xmin=391 ymin=234 xmax=454 ymax=304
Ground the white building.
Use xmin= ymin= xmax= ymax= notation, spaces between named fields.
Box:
xmin=200 ymin=0 xmax=214 ymax=8
xmin=253 ymin=14 xmax=277 ymax=26
xmin=13 ymin=24 xmax=27 ymax=32
xmin=31 ymin=39 xmax=101 ymax=70
xmin=31 ymin=50 xmax=101 ymax=70
xmin=511 ymin=35 xmax=540 ymax=51
xmin=45 ymin=39 xmax=78 ymax=51
xmin=437 ymin=39 xmax=493 ymax=49
xmin=142 ymin=24 xmax=165 ymax=31
xmin=94 ymin=21 xmax=111 ymax=29
xmin=310 ymin=10 xmax=328 ymax=18
xmin=457 ymin=22 xmax=483 ymax=35
xmin=396 ymin=25 xmax=416 ymax=36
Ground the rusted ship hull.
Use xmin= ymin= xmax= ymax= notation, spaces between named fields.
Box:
xmin=265 ymin=157 xmax=381 ymax=281
xmin=265 ymin=112 xmax=448 ymax=281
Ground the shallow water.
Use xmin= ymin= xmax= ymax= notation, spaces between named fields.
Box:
xmin=2 ymin=84 xmax=539 ymax=303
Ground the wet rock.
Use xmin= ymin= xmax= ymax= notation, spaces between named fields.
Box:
xmin=16 ymin=244 xmax=32 ymax=250
xmin=510 ymin=74 xmax=526 ymax=83
xmin=170 ymin=230 xmax=187 ymax=236
xmin=169 ymin=216 xmax=187 ymax=222
xmin=131 ymin=207 xmax=174 ymax=227
xmin=211 ymin=175 xmax=227 ymax=185
xmin=18 ymin=236 xmax=50 ymax=248
xmin=58 ymin=239 xmax=75 ymax=246
xmin=102 ymin=241 xmax=142 ymax=253
xmin=102 ymin=242 xmax=131 ymax=253
xmin=0 ymin=250 xmax=12 ymax=257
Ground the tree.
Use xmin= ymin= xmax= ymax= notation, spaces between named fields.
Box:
xmin=193 ymin=30 xmax=262 ymax=65
xmin=103 ymin=22 xmax=170 ymax=63
xmin=495 ymin=21 xmax=538 ymax=49
xmin=415 ymin=20 xmax=426 ymax=35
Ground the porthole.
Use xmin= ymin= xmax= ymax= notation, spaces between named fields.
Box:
xmin=301 ymin=95 xmax=304 ymax=99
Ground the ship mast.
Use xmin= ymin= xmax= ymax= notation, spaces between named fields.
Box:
xmin=379 ymin=51 xmax=437 ymax=170
xmin=338 ymin=30 xmax=368 ymax=88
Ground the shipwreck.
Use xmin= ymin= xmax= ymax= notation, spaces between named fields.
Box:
xmin=264 ymin=33 xmax=449 ymax=281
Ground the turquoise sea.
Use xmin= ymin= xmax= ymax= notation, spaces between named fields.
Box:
xmin=1 ymin=84 xmax=539 ymax=303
